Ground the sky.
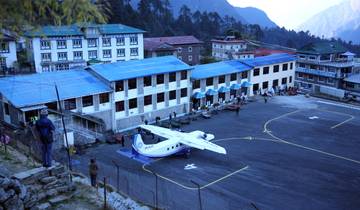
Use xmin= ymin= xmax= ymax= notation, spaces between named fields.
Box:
xmin=227 ymin=0 xmax=345 ymax=29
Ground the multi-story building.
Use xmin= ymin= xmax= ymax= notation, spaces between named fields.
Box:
xmin=25 ymin=24 xmax=145 ymax=73
xmin=295 ymin=42 xmax=360 ymax=99
xmin=211 ymin=36 xmax=253 ymax=61
xmin=144 ymin=39 xmax=177 ymax=58
xmin=0 ymin=32 xmax=18 ymax=71
xmin=144 ymin=36 xmax=203 ymax=65
xmin=191 ymin=53 xmax=296 ymax=108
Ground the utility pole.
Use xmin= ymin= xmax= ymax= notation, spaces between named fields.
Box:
xmin=55 ymin=84 xmax=73 ymax=176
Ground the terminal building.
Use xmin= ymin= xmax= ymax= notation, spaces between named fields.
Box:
xmin=295 ymin=42 xmax=360 ymax=99
xmin=0 ymin=53 xmax=296 ymax=145
xmin=25 ymin=24 xmax=145 ymax=73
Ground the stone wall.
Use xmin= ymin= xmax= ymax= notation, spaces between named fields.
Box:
xmin=0 ymin=164 xmax=75 ymax=210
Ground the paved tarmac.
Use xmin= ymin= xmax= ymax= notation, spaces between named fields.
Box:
xmin=69 ymin=96 xmax=360 ymax=210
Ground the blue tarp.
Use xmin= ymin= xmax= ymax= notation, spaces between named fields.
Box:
xmin=89 ymin=56 xmax=192 ymax=82
xmin=230 ymin=83 xmax=241 ymax=90
xmin=240 ymin=53 xmax=297 ymax=67
xmin=241 ymin=81 xmax=253 ymax=88
xmin=206 ymin=89 xmax=217 ymax=96
xmin=193 ymin=92 xmax=205 ymax=99
xmin=0 ymin=69 xmax=112 ymax=108
xmin=218 ymin=86 xmax=230 ymax=93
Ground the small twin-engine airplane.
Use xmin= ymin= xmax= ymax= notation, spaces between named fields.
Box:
xmin=132 ymin=125 xmax=227 ymax=158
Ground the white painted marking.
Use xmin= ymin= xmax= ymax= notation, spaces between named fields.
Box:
xmin=184 ymin=164 xmax=197 ymax=170
xmin=317 ymin=101 xmax=360 ymax=111
xmin=309 ymin=116 xmax=319 ymax=120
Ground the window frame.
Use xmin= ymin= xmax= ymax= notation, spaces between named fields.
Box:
xmin=82 ymin=95 xmax=93 ymax=107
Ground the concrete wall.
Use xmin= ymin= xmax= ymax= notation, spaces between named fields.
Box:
xmin=176 ymin=44 xmax=201 ymax=65
xmin=0 ymin=40 xmax=17 ymax=68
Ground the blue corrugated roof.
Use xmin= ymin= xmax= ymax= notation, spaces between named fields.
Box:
xmin=25 ymin=24 xmax=145 ymax=37
xmin=0 ymin=70 xmax=112 ymax=108
xmin=240 ymin=53 xmax=297 ymax=67
xmin=192 ymin=60 xmax=252 ymax=80
xmin=89 ymin=56 xmax=192 ymax=82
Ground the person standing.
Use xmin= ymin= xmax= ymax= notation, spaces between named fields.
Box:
xmin=236 ymin=106 xmax=240 ymax=116
xmin=89 ymin=159 xmax=98 ymax=187
xmin=264 ymin=94 xmax=268 ymax=103
xmin=35 ymin=109 xmax=55 ymax=167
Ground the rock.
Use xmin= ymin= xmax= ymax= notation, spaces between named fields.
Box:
xmin=30 ymin=202 xmax=51 ymax=210
xmin=48 ymin=195 xmax=70 ymax=205
xmin=3 ymin=194 xmax=24 ymax=210
xmin=43 ymin=180 xmax=59 ymax=190
xmin=45 ymin=189 xmax=57 ymax=198
xmin=18 ymin=185 xmax=28 ymax=200
xmin=24 ymin=196 xmax=38 ymax=209
xmin=54 ymin=186 xmax=69 ymax=194
xmin=39 ymin=176 xmax=56 ymax=185
xmin=37 ymin=192 xmax=47 ymax=201
xmin=1 ymin=189 xmax=15 ymax=203
xmin=12 ymin=167 xmax=47 ymax=181
xmin=51 ymin=166 xmax=65 ymax=177
xmin=28 ymin=184 xmax=42 ymax=193
xmin=11 ymin=179 xmax=22 ymax=194
xmin=0 ymin=178 xmax=11 ymax=189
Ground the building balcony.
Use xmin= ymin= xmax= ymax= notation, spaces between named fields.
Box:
xmin=296 ymin=67 xmax=337 ymax=78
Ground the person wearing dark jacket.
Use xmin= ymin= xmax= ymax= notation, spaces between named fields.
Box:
xmin=89 ymin=159 xmax=98 ymax=187
xmin=35 ymin=109 xmax=55 ymax=167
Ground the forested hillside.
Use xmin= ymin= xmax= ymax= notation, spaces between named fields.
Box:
xmin=106 ymin=0 xmax=360 ymax=55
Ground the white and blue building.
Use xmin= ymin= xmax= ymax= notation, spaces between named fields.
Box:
xmin=0 ymin=54 xmax=296 ymax=145
xmin=0 ymin=32 xmax=18 ymax=71
xmin=25 ymin=24 xmax=145 ymax=73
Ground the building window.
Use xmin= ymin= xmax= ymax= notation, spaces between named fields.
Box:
xmin=55 ymin=64 xmax=69 ymax=71
xmin=273 ymin=65 xmax=279 ymax=73
xmin=181 ymin=88 xmax=187 ymax=97
xmin=181 ymin=71 xmax=187 ymax=80
xmin=188 ymin=46 xmax=193 ymax=52
xmin=328 ymin=78 xmax=334 ymax=84
xmin=128 ymin=78 xmax=137 ymax=89
xmin=130 ymin=36 xmax=138 ymax=45
xmin=4 ymin=103 xmax=9 ymax=115
xmin=116 ymin=37 xmax=125 ymax=46
xmin=289 ymin=76 xmax=293 ymax=83
xmin=253 ymin=68 xmax=260 ymax=76
xmin=298 ymin=73 xmax=304 ymax=78
xmin=129 ymin=98 xmax=137 ymax=109
xmin=206 ymin=78 xmax=213 ymax=86
xmin=0 ymin=57 xmax=5 ymax=68
xmin=282 ymin=77 xmax=287 ymax=85
xmin=117 ymin=49 xmax=125 ymax=57
xmin=82 ymin=96 xmax=93 ymax=107
xmin=115 ymin=81 xmax=123 ymax=92
xmin=230 ymin=73 xmax=237 ymax=81
xmin=144 ymin=76 xmax=152 ymax=87
xmin=64 ymin=98 xmax=76 ymax=110
xmin=283 ymin=63 xmax=288 ymax=71
xmin=241 ymin=72 xmax=248 ymax=79
xmin=103 ymin=49 xmax=112 ymax=58
xmin=115 ymin=101 xmax=124 ymax=112
xmin=177 ymin=47 xmax=182 ymax=53
xmin=144 ymin=95 xmax=152 ymax=106
xmin=58 ymin=52 xmax=67 ymax=61
xmin=87 ymin=38 xmax=97 ymax=47
xmin=99 ymin=93 xmax=109 ymax=104
xmin=178 ymin=56 xmax=182 ymax=60
xmin=263 ymin=67 xmax=269 ymax=74
xmin=157 ymin=74 xmax=164 ymax=85
xmin=290 ymin=62 xmax=293 ymax=70
xmin=188 ymin=55 xmax=193 ymax=61
xmin=102 ymin=38 xmax=111 ymax=47
xmin=157 ymin=93 xmax=165 ymax=103
xmin=73 ymin=39 xmax=82 ymax=48
xmin=130 ymin=48 xmax=138 ymax=56
xmin=42 ymin=65 xmax=50 ymax=72
xmin=169 ymin=72 xmax=176 ymax=82
xmin=40 ymin=40 xmax=51 ymax=50
xmin=263 ymin=81 xmax=269 ymax=89
xmin=193 ymin=80 xmax=200 ymax=89
xmin=273 ymin=79 xmax=279 ymax=87
xmin=73 ymin=51 xmax=83 ymax=60
xmin=318 ymin=76 xmax=326 ymax=83
xmin=57 ymin=40 xmax=66 ymax=49
xmin=219 ymin=75 xmax=225 ymax=84
xmin=169 ymin=90 xmax=176 ymax=100
xmin=253 ymin=83 xmax=259 ymax=92
xmin=88 ymin=50 xmax=97 ymax=59
xmin=308 ymin=74 xmax=314 ymax=81
xmin=41 ymin=53 xmax=51 ymax=62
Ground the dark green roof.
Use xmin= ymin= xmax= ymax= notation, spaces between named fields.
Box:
xmin=25 ymin=23 xmax=145 ymax=37
xmin=298 ymin=42 xmax=348 ymax=55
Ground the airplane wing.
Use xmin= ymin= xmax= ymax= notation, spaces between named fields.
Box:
xmin=139 ymin=124 xmax=178 ymax=139
xmin=178 ymin=137 xmax=227 ymax=154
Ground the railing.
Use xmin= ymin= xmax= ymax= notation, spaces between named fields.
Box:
xmin=296 ymin=67 xmax=337 ymax=78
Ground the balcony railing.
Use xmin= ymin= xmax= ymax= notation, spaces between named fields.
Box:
xmin=296 ymin=67 xmax=337 ymax=78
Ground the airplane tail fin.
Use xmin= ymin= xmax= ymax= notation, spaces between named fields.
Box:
xmin=132 ymin=134 xmax=145 ymax=153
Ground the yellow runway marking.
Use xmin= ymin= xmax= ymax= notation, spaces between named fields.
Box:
xmin=263 ymin=109 xmax=360 ymax=165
